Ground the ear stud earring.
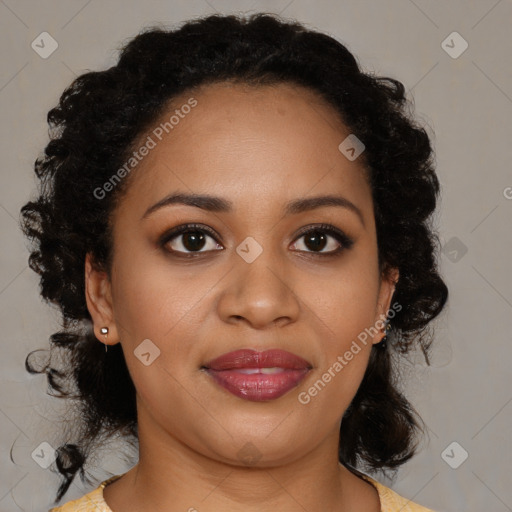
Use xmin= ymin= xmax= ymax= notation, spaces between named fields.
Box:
xmin=100 ymin=327 xmax=109 ymax=352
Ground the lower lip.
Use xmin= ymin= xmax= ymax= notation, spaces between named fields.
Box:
xmin=204 ymin=368 xmax=310 ymax=401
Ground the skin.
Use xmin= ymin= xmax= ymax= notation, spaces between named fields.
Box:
xmin=85 ymin=81 xmax=399 ymax=512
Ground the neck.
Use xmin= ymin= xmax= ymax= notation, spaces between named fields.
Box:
xmin=103 ymin=403 xmax=378 ymax=512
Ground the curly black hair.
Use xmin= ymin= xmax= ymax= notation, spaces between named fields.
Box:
xmin=20 ymin=12 xmax=448 ymax=503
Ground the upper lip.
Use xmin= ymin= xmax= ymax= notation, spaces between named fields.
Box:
xmin=204 ymin=349 xmax=312 ymax=371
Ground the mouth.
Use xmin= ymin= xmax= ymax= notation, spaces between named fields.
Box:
xmin=202 ymin=349 xmax=312 ymax=402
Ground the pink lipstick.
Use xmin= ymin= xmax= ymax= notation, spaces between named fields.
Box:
xmin=203 ymin=349 xmax=311 ymax=401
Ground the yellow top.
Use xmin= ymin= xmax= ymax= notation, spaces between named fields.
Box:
xmin=49 ymin=473 xmax=436 ymax=511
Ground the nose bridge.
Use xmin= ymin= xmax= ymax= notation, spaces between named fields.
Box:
xmin=219 ymin=235 xmax=300 ymax=328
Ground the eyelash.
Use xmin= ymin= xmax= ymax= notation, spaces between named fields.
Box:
xmin=158 ymin=222 xmax=354 ymax=259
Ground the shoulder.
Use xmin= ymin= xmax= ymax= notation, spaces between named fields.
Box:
xmin=360 ymin=474 xmax=438 ymax=512
xmin=48 ymin=475 xmax=122 ymax=512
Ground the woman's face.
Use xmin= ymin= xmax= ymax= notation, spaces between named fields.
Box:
xmin=86 ymin=81 xmax=397 ymax=466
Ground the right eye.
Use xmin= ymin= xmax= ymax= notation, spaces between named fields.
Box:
xmin=159 ymin=223 xmax=224 ymax=257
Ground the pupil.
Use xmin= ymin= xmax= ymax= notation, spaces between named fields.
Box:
xmin=305 ymin=231 xmax=326 ymax=252
xmin=183 ymin=231 xmax=205 ymax=251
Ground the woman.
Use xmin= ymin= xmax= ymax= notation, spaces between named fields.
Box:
xmin=21 ymin=12 xmax=448 ymax=512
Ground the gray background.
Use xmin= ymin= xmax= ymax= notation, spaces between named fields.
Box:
xmin=1 ymin=1 xmax=511 ymax=511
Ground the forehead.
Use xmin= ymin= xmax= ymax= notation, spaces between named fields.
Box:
xmin=118 ymin=81 xmax=372 ymax=219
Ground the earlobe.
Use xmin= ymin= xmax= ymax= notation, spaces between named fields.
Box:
xmin=84 ymin=253 xmax=120 ymax=345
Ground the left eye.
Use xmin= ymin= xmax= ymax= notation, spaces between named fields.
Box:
xmin=290 ymin=225 xmax=353 ymax=256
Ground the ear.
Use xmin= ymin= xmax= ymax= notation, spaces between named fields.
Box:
xmin=85 ymin=252 xmax=120 ymax=346
xmin=372 ymin=266 xmax=399 ymax=345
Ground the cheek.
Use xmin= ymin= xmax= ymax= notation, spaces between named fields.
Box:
xmin=292 ymin=257 xmax=379 ymax=407
xmin=296 ymin=255 xmax=380 ymax=349
xmin=109 ymin=252 xmax=222 ymax=389
xmin=110 ymin=246 xmax=210 ymax=340
xmin=109 ymin=259 xmax=208 ymax=426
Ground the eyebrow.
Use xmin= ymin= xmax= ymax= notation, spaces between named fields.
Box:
xmin=141 ymin=192 xmax=365 ymax=227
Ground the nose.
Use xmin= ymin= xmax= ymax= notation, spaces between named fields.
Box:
xmin=216 ymin=247 xmax=301 ymax=330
